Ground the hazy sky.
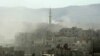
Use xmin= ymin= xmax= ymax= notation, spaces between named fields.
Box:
xmin=0 ymin=0 xmax=100 ymax=8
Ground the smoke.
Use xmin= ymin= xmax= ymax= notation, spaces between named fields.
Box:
xmin=0 ymin=4 xmax=98 ymax=47
xmin=0 ymin=7 xmax=52 ymax=45
xmin=0 ymin=19 xmax=24 ymax=44
xmin=0 ymin=7 xmax=81 ymax=45
xmin=54 ymin=16 xmax=74 ymax=28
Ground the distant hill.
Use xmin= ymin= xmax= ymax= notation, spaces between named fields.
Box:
xmin=0 ymin=4 xmax=100 ymax=29
xmin=0 ymin=4 xmax=100 ymax=44
xmin=52 ymin=4 xmax=100 ymax=29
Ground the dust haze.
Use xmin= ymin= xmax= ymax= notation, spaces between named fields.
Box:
xmin=0 ymin=4 xmax=100 ymax=46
